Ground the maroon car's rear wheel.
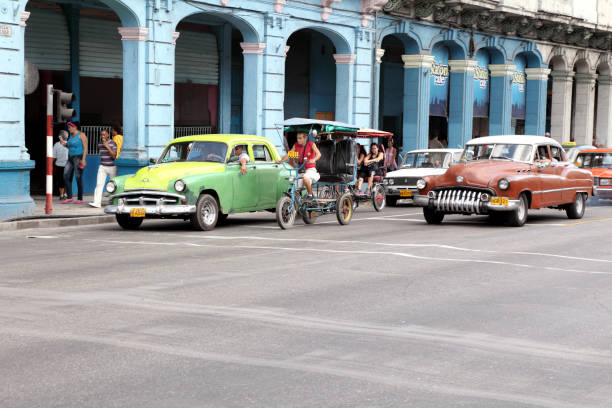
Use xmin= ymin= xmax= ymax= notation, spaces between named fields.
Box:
xmin=566 ymin=192 xmax=586 ymax=219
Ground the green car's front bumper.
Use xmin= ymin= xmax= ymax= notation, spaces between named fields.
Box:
xmin=104 ymin=190 xmax=196 ymax=216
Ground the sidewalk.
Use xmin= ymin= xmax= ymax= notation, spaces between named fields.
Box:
xmin=0 ymin=194 xmax=115 ymax=232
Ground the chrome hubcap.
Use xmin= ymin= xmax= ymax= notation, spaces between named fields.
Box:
xmin=201 ymin=201 xmax=216 ymax=225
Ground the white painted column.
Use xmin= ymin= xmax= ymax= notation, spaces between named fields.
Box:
xmin=550 ymin=71 xmax=574 ymax=144
xmin=596 ymin=75 xmax=612 ymax=147
xmin=572 ymin=73 xmax=597 ymax=145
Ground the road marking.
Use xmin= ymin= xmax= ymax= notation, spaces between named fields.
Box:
xmin=180 ymin=235 xmax=612 ymax=264
xmin=0 ymin=326 xmax=592 ymax=408
xmin=86 ymin=238 xmax=612 ymax=275
xmin=563 ymin=217 xmax=612 ymax=227
xmin=3 ymin=286 xmax=612 ymax=369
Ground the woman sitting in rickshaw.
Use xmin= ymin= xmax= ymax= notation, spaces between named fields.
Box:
xmin=277 ymin=132 xmax=322 ymax=200
xmin=356 ymin=143 xmax=384 ymax=195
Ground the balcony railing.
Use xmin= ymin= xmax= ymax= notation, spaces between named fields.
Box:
xmin=81 ymin=125 xmax=214 ymax=154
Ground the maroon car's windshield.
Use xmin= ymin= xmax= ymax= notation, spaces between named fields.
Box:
xmin=462 ymin=143 xmax=533 ymax=162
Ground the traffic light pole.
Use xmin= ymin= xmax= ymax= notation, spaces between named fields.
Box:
xmin=46 ymin=84 xmax=54 ymax=215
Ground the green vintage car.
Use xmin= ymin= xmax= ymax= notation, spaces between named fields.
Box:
xmin=104 ymin=134 xmax=291 ymax=230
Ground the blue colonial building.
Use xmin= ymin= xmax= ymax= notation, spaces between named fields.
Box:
xmin=3 ymin=0 xmax=609 ymax=220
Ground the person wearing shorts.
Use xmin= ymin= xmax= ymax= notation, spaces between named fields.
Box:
xmin=277 ymin=132 xmax=321 ymax=199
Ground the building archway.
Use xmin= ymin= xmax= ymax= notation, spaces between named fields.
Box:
xmin=284 ymin=29 xmax=337 ymax=124
xmin=24 ymin=0 xmax=124 ymax=194
xmin=472 ymin=47 xmax=504 ymax=138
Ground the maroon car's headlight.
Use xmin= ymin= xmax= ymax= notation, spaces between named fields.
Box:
xmin=498 ymin=178 xmax=510 ymax=190
xmin=600 ymin=178 xmax=612 ymax=186
xmin=416 ymin=178 xmax=427 ymax=190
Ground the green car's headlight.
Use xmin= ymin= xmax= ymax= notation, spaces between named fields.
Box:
xmin=106 ymin=180 xmax=117 ymax=193
xmin=174 ymin=179 xmax=186 ymax=192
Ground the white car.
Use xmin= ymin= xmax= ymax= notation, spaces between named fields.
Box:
xmin=383 ymin=148 xmax=463 ymax=206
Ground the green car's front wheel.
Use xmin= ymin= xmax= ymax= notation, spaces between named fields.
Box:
xmin=276 ymin=196 xmax=296 ymax=229
xmin=191 ymin=194 xmax=219 ymax=231
xmin=116 ymin=214 xmax=144 ymax=230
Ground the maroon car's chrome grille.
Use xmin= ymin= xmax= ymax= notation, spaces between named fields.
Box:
xmin=433 ymin=188 xmax=489 ymax=214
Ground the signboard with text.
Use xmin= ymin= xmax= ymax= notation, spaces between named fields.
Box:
xmin=512 ymin=55 xmax=526 ymax=119
xmin=473 ymin=50 xmax=490 ymax=118
xmin=429 ymin=45 xmax=449 ymax=117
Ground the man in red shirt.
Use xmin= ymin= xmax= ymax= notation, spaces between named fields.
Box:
xmin=277 ymin=132 xmax=321 ymax=199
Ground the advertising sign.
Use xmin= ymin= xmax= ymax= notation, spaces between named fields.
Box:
xmin=512 ymin=55 xmax=526 ymax=119
xmin=429 ymin=45 xmax=449 ymax=117
xmin=473 ymin=50 xmax=490 ymax=118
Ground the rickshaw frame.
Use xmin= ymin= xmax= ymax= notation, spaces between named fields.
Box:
xmin=274 ymin=119 xmax=393 ymax=229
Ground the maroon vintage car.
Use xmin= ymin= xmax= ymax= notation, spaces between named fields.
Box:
xmin=413 ymin=136 xmax=594 ymax=227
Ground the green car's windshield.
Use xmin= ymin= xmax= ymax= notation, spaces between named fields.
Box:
xmin=576 ymin=152 xmax=612 ymax=168
xmin=462 ymin=143 xmax=533 ymax=162
xmin=402 ymin=152 xmax=450 ymax=169
xmin=159 ymin=141 xmax=228 ymax=163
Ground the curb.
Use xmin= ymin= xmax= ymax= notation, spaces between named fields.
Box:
xmin=0 ymin=215 xmax=115 ymax=232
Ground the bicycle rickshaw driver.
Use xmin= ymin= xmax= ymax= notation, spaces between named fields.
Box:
xmin=276 ymin=131 xmax=322 ymax=200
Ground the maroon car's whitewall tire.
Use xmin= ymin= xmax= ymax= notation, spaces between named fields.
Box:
xmin=566 ymin=192 xmax=586 ymax=219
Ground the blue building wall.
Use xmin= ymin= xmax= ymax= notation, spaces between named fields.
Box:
xmin=0 ymin=0 xmax=549 ymax=220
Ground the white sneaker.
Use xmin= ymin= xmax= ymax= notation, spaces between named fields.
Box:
xmin=88 ymin=202 xmax=101 ymax=208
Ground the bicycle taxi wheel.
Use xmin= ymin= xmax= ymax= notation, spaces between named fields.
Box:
xmin=276 ymin=196 xmax=297 ymax=229
xmin=372 ymin=184 xmax=386 ymax=212
xmin=336 ymin=192 xmax=354 ymax=225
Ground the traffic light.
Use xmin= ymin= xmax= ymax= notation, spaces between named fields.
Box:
xmin=54 ymin=90 xmax=76 ymax=124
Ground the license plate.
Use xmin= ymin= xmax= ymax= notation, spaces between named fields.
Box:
xmin=399 ymin=190 xmax=412 ymax=197
xmin=130 ymin=208 xmax=146 ymax=217
xmin=490 ymin=197 xmax=509 ymax=206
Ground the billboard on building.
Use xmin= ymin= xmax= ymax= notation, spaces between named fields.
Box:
xmin=512 ymin=55 xmax=526 ymax=119
xmin=473 ymin=50 xmax=490 ymax=118
xmin=429 ymin=45 xmax=449 ymax=117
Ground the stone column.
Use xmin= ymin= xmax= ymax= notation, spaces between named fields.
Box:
xmin=550 ymin=71 xmax=574 ymax=143
xmin=217 ymin=24 xmax=232 ymax=134
xmin=524 ymin=67 xmax=551 ymax=136
xmin=261 ymin=14 xmax=286 ymax=149
xmin=596 ymin=75 xmax=612 ymax=147
xmin=489 ymin=64 xmax=515 ymax=135
xmin=401 ymin=54 xmax=435 ymax=151
xmin=572 ymin=73 xmax=597 ymax=145
xmin=448 ymin=59 xmax=477 ymax=148
xmin=116 ymin=26 xmax=149 ymax=173
xmin=240 ymin=42 xmax=265 ymax=135
xmin=352 ymin=28 xmax=375 ymax=129
xmin=0 ymin=7 xmax=35 ymax=219
xmin=372 ymin=48 xmax=385 ymax=129
xmin=333 ymin=53 xmax=356 ymax=123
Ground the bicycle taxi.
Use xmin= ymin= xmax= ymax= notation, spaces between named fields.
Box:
xmin=274 ymin=118 xmax=392 ymax=229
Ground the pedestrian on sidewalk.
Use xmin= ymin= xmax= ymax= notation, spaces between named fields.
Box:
xmin=62 ymin=122 xmax=88 ymax=204
xmin=111 ymin=123 xmax=123 ymax=157
xmin=89 ymin=130 xmax=117 ymax=208
xmin=53 ymin=130 xmax=69 ymax=200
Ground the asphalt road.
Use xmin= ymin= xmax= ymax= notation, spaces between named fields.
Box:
xmin=1 ymin=200 xmax=612 ymax=408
